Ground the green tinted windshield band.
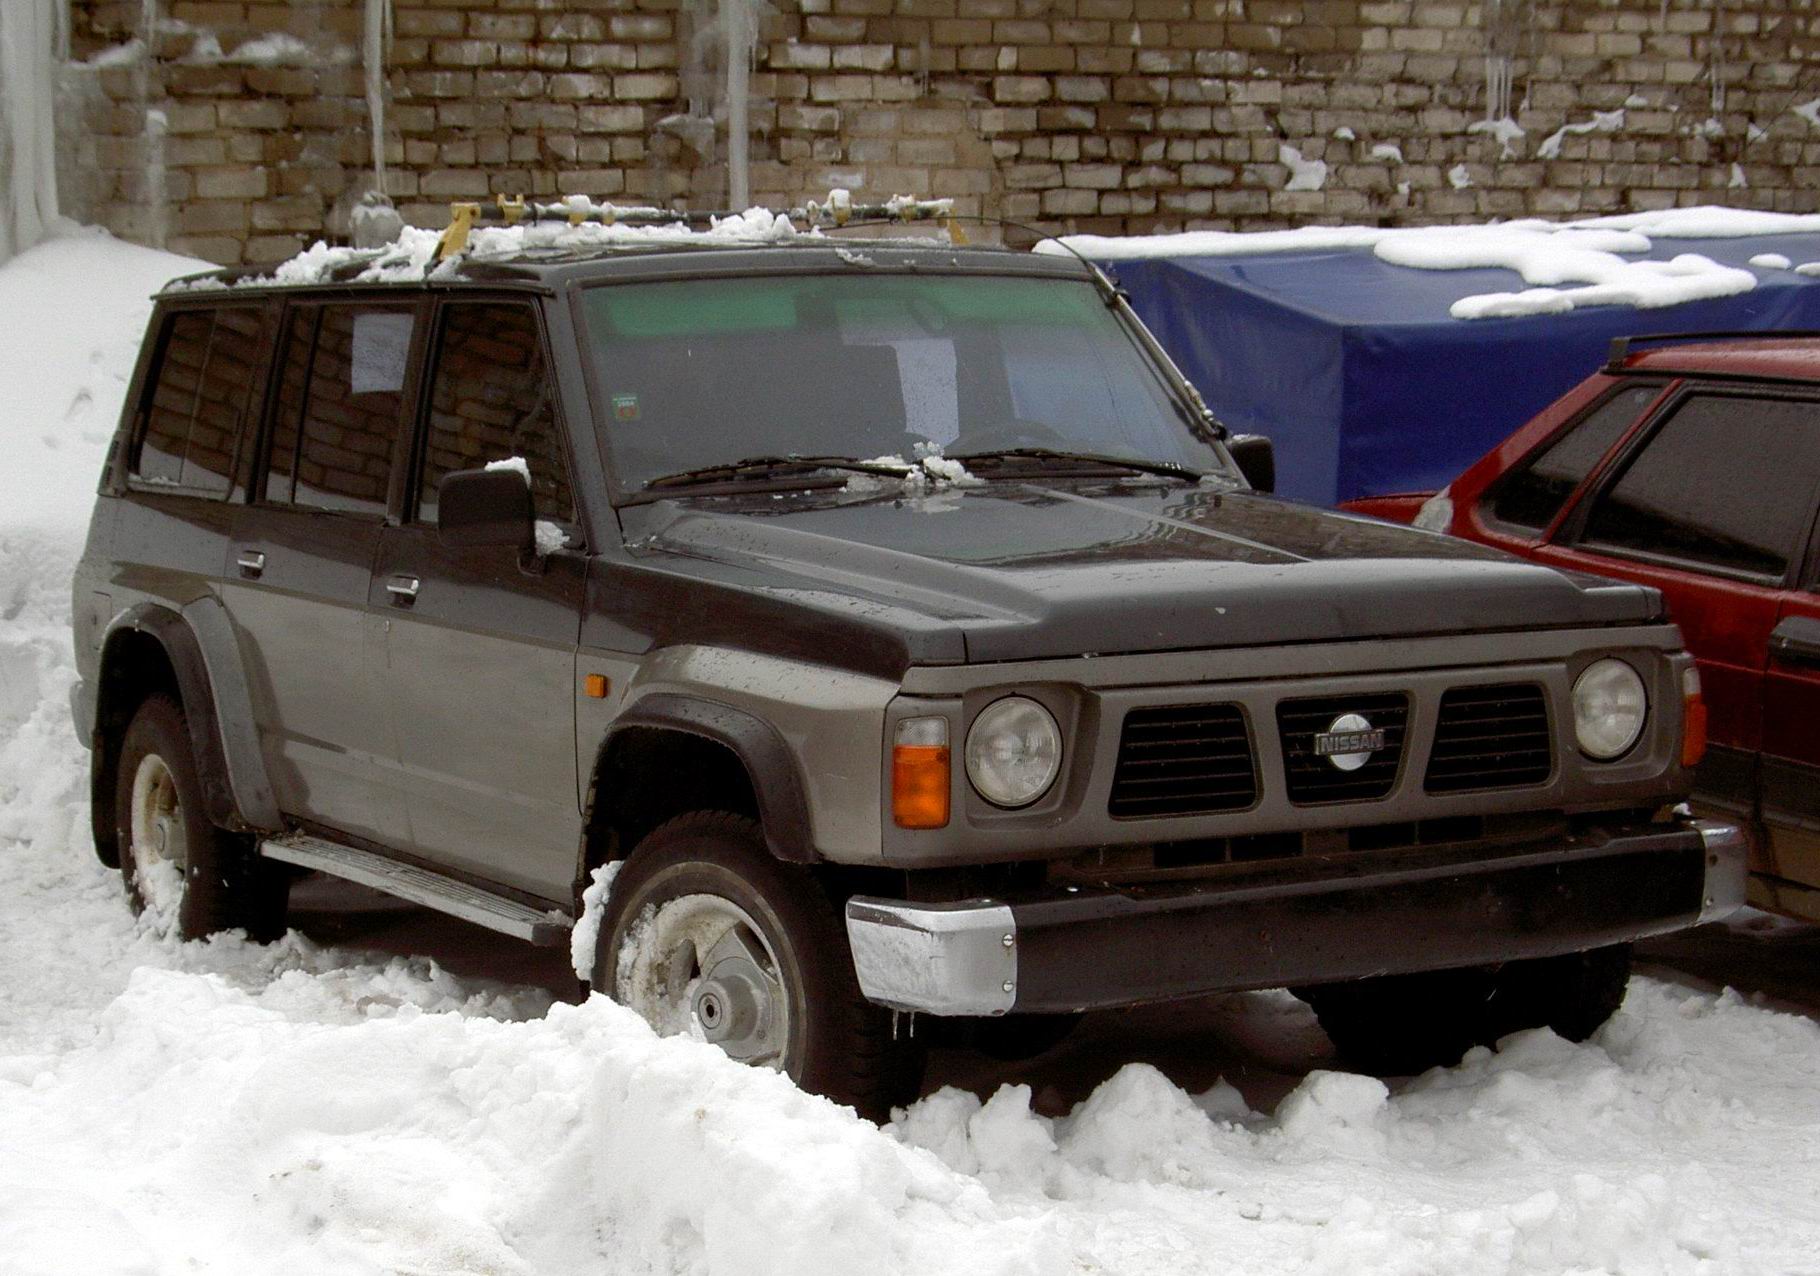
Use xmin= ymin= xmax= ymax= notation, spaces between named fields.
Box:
xmin=584 ymin=275 xmax=1101 ymax=339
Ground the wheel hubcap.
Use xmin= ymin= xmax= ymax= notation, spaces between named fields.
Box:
xmin=129 ymin=752 xmax=187 ymax=916
xmin=618 ymin=894 xmax=790 ymax=1067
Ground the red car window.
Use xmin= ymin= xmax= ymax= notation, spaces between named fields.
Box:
xmin=1481 ymin=382 xmax=1662 ymax=534
xmin=1575 ymin=392 xmax=1820 ymax=584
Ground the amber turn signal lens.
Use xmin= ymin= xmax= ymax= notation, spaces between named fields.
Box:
xmin=1681 ymin=694 xmax=1708 ymax=768
xmin=583 ymin=673 xmax=610 ymax=699
xmin=1680 ymin=666 xmax=1707 ymax=769
xmin=893 ymin=745 xmax=951 ymax=829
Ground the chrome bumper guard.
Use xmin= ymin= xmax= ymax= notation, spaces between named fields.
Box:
xmin=846 ymin=818 xmax=1748 ymax=1017
xmin=1693 ymin=818 xmax=1748 ymax=924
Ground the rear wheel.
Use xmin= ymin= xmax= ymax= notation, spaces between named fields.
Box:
xmin=1297 ymin=945 xmax=1632 ymax=1075
xmin=596 ymin=811 xmax=923 ymax=1120
xmin=114 ymin=694 xmax=288 ymax=942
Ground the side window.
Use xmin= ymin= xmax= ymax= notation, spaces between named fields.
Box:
xmin=133 ymin=308 xmax=260 ymax=496
xmin=417 ymin=301 xmax=573 ymax=525
xmin=266 ymin=303 xmax=414 ymax=516
xmin=1484 ymin=383 xmax=1660 ymax=532
xmin=1579 ymin=393 xmax=1820 ymax=581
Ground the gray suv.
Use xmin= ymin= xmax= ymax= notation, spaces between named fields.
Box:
xmin=71 ymin=234 xmax=1744 ymax=1116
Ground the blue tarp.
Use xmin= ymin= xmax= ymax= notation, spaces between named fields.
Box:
xmin=1099 ymin=233 xmax=1820 ymax=506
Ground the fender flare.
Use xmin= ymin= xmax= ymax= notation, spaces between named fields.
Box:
xmin=599 ymin=693 xmax=816 ymax=863
xmin=98 ymin=600 xmax=282 ymax=833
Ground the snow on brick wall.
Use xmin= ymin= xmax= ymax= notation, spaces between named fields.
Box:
xmin=55 ymin=0 xmax=1820 ymax=264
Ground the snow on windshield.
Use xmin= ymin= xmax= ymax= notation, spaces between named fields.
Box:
xmin=1042 ymin=205 xmax=1820 ymax=320
xmin=4 ymin=228 xmax=1820 ymax=1274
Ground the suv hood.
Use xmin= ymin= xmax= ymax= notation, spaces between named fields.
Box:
xmin=622 ymin=484 xmax=1660 ymax=664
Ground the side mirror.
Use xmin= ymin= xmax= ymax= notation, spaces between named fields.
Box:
xmin=438 ymin=467 xmax=534 ymax=552
xmin=1229 ymin=434 xmax=1275 ymax=494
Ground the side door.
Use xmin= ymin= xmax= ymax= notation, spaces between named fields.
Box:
xmin=224 ymin=297 xmax=422 ymax=847
xmin=1530 ymin=388 xmax=1820 ymax=825
xmin=370 ymin=296 xmax=586 ymax=900
xmin=1761 ymin=511 xmax=1820 ymax=919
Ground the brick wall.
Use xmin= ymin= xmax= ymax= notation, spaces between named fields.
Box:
xmin=61 ymin=0 xmax=1820 ymax=264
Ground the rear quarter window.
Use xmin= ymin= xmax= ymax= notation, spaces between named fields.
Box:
xmin=1482 ymin=382 xmax=1661 ymax=533
xmin=131 ymin=307 xmax=264 ymax=497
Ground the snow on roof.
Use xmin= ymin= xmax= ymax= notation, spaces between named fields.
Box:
xmin=168 ymin=193 xmax=959 ymax=292
xmin=1042 ymin=205 xmax=1820 ymax=321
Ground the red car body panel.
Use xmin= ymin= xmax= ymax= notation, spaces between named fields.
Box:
xmin=1341 ymin=336 xmax=1820 ymax=919
xmin=1337 ymin=492 xmax=1431 ymax=523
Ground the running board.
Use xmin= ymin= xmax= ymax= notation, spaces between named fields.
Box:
xmin=261 ymin=834 xmax=572 ymax=946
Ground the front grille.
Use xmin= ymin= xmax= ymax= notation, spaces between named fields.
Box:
xmin=1277 ymin=692 xmax=1409 ymax=804
xmin=1109 ymin=703 xmax=1258 ymax=818
xmin=1424 ymin=683 xmax=1553 ymax=793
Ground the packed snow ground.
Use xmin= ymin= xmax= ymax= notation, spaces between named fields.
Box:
xmin=3 ymin=228 xmax=1820 ymax=1275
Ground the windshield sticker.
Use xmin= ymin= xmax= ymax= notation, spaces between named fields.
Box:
xmin=612 ymin=393 xmax=640 ymax=422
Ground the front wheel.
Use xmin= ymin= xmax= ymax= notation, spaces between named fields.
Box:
xmin=595 ymin=811 xmax=922 ymax=1119
xmin=114 ymin=694 xmax=288 ymax=942
xmin=1296 ymin=945 xmax=1632 ymax=1076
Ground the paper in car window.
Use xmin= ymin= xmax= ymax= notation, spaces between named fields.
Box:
xmin=351 ymin=312 xmax=415 ymax=394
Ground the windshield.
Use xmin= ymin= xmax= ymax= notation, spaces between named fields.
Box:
xmin=578 ymin=273 xmax=1230 ymax=492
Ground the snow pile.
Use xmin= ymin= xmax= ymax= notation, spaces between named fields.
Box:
xmin=1375 ymin=225 xmax=1755 ymax=319
xmin=0 ymin=229 xmax=208 ymax=528
xmin=569 ymin=861 xmax=622 ymax=980
xmin=1467 ymin=115 xmax=1526 ymax=159
xmin=231 ymin=206 xmax=810 ymax=288
xmin=1277 ymin=144 xmax=1327 ymax=193
xmin=4 ymin=229 xmax=1820 ymax=1273
xmin=1536 ymin=109 xmax=1626 ymax=160
xmin=1045 ymin=205 xmax=1820 ymax=320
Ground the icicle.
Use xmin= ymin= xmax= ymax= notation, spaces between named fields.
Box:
xmin=365 ymin=0 xmax=392 ymax=194
xmin=0 ymin=0 xmax=68 ymax=264
xmin=719 ymin=0 xmax=756 ymax=211
xmin=1708 ymin=0 xmax=1726 ymax=118
xmin=138 ymin=0 xmax=168 ymax=249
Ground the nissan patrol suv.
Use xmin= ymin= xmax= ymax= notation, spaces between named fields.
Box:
xmin=71 ymin=213 xmax=1744 ymax=1116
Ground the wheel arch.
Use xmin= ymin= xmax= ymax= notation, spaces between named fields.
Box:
xmin=582 ymin=693 xmax=817 ymax=883
xmin=92 ymin=600 xmax=280 ymax=865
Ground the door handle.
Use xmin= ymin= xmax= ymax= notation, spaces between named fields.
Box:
xmin=1769 ymin=616 xmax=1820 ymax=667
xmin=236 ymin=550 xmax=266 ymax=578
xmin=385 ymin=574 xmax=421 ymax=602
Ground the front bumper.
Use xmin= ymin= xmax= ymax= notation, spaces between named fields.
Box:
xmin=845 ymin=819 xmax=1747 ymax=1015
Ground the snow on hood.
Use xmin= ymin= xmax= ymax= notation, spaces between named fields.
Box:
xmin=1042 ymin=205 xmax=1820 ymax=319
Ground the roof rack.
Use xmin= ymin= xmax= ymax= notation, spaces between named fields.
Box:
xmin=435 ymin=192 xmax=963 ymax=260
xmin=1605 ymin=330 xmax=1820 ymax=371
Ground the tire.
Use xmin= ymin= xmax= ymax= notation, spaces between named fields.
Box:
xmin=1297 ymin=944 xmax=1632 ymax=1076
xmin=596 ymin=811 xmax=923 ymax=1120
xmin=114 ymin=694 xmax=288 ymax=943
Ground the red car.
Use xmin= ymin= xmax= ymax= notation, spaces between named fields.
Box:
xmin=1343 ymin=333 xmax=1820 ymax=922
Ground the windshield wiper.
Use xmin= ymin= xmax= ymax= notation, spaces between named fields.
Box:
xmin=645 ymin=454 xmax=914 ymax=490
xmin=948 ymin=447 xmax=1206 ymax=483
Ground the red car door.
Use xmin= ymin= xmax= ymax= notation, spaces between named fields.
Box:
xmin=1530 ymin=389 xmax=1820 ymax=831
xmin=1761 ymin=533 xmax=1820 ymax=919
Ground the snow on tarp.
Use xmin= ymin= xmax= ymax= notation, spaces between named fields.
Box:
xmin=7 ymin=227 xmax=1820 ymax=1274
xmin=1047 ymin=208 xmax=1820 ymax=505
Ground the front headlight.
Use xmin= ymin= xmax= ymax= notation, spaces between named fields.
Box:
xmin=965 ymin=696 xmax=1062 ymax=807
xmin=1573 ymin=658 xmax=1647 ymax=760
